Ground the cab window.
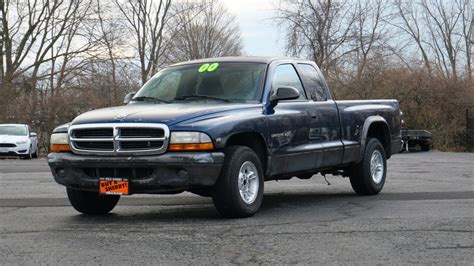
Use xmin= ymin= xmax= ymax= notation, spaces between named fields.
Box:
xmin=297 ymin=64 xmax=328 ymax=101
xmin=272 ymin=64 xmax=307 ymax=100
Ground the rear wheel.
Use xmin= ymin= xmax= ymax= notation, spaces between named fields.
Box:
xmin=66 ymin=187 xmax=120 ymax=214
xmin=421 ymin=143 xmax=430 ymax=151
xmin=349 ymin=138 xmax=387 ymax=195
xmin=212 ymin=146 xmax=264 ymax=218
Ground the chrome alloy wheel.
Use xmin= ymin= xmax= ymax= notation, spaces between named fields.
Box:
xmin=238 ymin=161 xmax=259 ymax=204
xmin=370 ymin=150 xmax=384 ymax=184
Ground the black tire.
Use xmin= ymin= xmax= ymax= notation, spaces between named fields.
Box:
xmin=421 ymin=144 xmax=430 ymax=151
xmin=349 ymin=138 xmax=387 ymax=195
xmin=212 ymin=146 xmax=264 ymax=218
xmin=21 ymin=146 xmax=33 ymax=159
xmin=66 ymin=187 xmax=120 ymax=215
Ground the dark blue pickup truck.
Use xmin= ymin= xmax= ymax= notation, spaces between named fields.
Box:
xmin=48 ymin=57 xmax=401 ymax=218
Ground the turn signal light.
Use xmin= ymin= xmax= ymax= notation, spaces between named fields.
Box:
xmin=168 ymin=143 xmax=214 ymax=151
xmin=50 ymin=144 xmax=71 ymax=152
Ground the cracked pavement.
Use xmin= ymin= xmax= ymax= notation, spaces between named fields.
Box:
xmin=1 ymin=151 xmax=473 ymax=264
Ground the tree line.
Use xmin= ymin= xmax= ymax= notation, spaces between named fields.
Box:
xmin=0 ymin=0 xmax=472 ymax=154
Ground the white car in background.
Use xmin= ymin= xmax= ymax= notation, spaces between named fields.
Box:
xmin=0 ymin=124 xmax=38 ymax=159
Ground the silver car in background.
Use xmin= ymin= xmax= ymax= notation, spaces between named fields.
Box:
xmin=0 ymin=124 xmax=38 ymax=159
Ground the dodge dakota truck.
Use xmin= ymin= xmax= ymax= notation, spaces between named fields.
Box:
xmin=48 ymin=57 xmax=401 ymax=218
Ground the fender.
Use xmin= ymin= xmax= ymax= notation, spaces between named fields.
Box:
xmin=359 ymin=116 xmax=391 ymax=162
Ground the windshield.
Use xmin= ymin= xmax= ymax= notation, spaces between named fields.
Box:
xmin=134 ymin=62 xmax=267 ymax=103
xmin=0 ymin=125 xmax=28 ymax=136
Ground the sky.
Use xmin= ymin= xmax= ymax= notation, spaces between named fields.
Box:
xmin=222 ymin=0 xmax=286 ymax=56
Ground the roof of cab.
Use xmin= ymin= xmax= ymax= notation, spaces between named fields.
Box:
xmin=170 ymin=56 xmax=313 ymax=66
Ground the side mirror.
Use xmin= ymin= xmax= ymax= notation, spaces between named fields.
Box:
xmin=270 ymin=86 xmax=300 ymax=103
xmin=30 ymin=132 xmax=37 ymax=138
xmin=123 ymin=92 xmax=136 ymax=104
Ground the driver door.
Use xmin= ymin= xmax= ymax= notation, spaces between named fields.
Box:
xmin=266 ymin=63 xmax=315 ymax=175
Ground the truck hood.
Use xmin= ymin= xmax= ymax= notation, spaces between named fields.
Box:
xmin=72 ymin=102 xmax=261 ymax=126
xmin=0 ymin=135 xmax=29 ymax=143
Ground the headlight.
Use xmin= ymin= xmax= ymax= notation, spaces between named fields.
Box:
xmin=169 ymin=132 xmax=214 ymax=151
xmin=50 ymin=133 xmax=71 ymax=152
xmin=16 ymin=141 xmax=28 ymax=145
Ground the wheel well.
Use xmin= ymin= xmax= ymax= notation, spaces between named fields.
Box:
xmin=367 ymin=122 xmax=391 ymax=157
xmin=226 ymin=132 xmax=268 ymax=172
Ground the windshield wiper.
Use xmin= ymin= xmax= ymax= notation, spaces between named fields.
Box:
xmin=132 ymin=96 xmax=171 ymax=103
xmin=175 ymin=95 xmax=231 ymax=102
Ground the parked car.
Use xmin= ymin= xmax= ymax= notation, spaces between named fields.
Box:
xmin=48 ymin=57 xmax=401 ymax=218
xmin=0 ymin=124 xmax=38 ymax=159
xmin=401 ymin=129 xmax=432 ymax=151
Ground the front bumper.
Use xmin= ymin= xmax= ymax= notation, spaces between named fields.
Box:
xmin=48 ymin=152 xmax=225 ymax=194
xmin=0 ymin=145 xmax=29 ymax=156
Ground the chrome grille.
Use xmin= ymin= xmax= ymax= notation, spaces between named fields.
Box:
xmin=73 ymin=128 xmax=113 ymax=139
xmin=120 ymin=128 xmax=164 ymax=138
xmin=119 ymin=141 xmax=164 ymax=150
xmin=75 ymin=141 xmax=114 ymax=151
xmin=69 ymin=123 xmax=169 ymax=155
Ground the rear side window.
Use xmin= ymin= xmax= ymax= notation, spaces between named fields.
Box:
xmin=297 ymin=64 xmax=328 ymax=101
xmin=272 ymin=64 xmax=307 ymax=100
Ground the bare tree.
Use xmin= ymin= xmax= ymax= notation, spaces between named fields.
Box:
xmin=457 ymin=0 xmax=472 ymax=82
xmin=392 ymin=0 xmax=471 ymax=81
xmin=275 ymin=0 xmax=357 ymax=76
xmin=0 ymin=0 xmax=95 ymax=123
xmin=89 ymin=0 xmax=132 ymax=104
xmin=168 ymin=0 xmax=243 ymax=62
xmin=0 ymin=0 xmax=93 ymax=89
xmin=421 ymin=0 xmax=464 ymax=81
xmin=391 ymin=0 xmax=432 ymax=73
xmin=340 ymin=0 xmax=388 ymax=99
xmin=114 ymin=0 xmax=172 ymax=84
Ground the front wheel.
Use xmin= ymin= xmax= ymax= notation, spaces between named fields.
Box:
xmin=66 ymin=187 xmax=120 ymax=214
xmin=349 ymin=138 xmax=387 ymax=195
xmin=32 ymin=146 xmax=38 ymax=158
xmin=212 ymin=146 xmax=264 ymax=218
xmin=21 ymin=146 xmax=33 ymax=159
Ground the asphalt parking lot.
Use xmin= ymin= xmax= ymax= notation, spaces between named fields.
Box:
xmin=1 ymin=151 xmax=473 ymax=264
